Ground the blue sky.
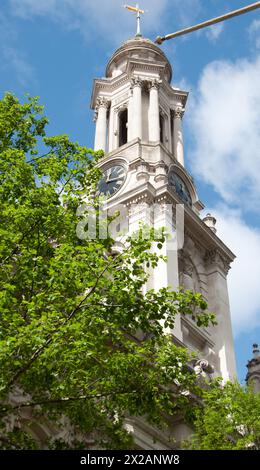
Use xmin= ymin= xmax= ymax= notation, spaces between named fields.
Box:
xmin=1 ymin=0 xmax=260 ymax=382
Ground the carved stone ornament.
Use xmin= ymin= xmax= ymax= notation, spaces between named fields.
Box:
xmin=148 ymin=78 xmax=161 ymax=90
xmin=125 ymin=192 xmax=154 ymax=208
xmin=130 ymin=76 xmax=143 ymax=88
xmin=204 ymin=249 xmax=231 ymax=275
xmin=174 ymin=107 xmax=185 ymax=119
xmin=93 ymin=96 xmax=110 ymax=122
xmin=96 ymin=96 xmax=110 ymax=109
xmin=194 ymin=359 xmax=214 ymax=377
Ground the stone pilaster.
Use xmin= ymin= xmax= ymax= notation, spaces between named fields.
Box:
xmin=173 ymin=107 xmax=185 ymax=166
xmin=127 ymin=88 xmax=134 ymax=142
xmin=94 ymin=97 xmax=110 ymax=152
xmin=131 ymin=77 xmax=143 ymax=140
xmin=148 ymin=79 xmax=161 ymax=142
xmin=153 ymin=198 xmax=183 ymax=341
xmin=204 ymin=249 xmax=236 ymax=381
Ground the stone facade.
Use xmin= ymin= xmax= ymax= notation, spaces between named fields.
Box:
xmin=91 ymin=36 xmax=237 ymax=448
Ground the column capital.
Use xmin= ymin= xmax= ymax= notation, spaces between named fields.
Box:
xmin=94 ymin=97 xmax=109 ymax=151
xmin=204 ymin=249 xmax=232 ymax=276
xmin=148 ymin=78 xmax=161 ymax=90
xmin=174 ymin=106 xmax=185 ymax=119
xmin=96 ymin=96 xmax=110 ymax=110
xmin=131 ymin=76 xmax=143 ymax=88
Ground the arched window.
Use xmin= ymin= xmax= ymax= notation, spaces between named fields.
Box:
xmin=118 ymin=108 xmax=128 ymax=147
xmin=159 ymin=113 xmax=165 ymax=144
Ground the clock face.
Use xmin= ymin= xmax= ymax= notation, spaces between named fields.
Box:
xmin=168 ymin=171 xmax=192 ymax=207
xmin=98 ymin=164 xmax=126 ymax=198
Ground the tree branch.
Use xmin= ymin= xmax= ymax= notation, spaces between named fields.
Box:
xmin=0 ymin=219 xmax=41 ymax=266
xmin=0 ymin=389 xmax=141 ymax=414
xmin=8 ymin=252 xmax=123 ymax=386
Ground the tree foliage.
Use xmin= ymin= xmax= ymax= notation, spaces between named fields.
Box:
xmin=0 ymin=93 xmax=215 ymax=449
xmin=187 ymin=381 xmax=260 ymax=450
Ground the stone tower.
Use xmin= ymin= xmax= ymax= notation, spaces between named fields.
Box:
xmin=91 ymin=36 xmax=237 ymax=447
xmin=246 ymin=343 xmax=260 ymax=393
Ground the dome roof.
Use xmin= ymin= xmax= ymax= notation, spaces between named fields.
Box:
xmin=106 ymin=36 xmax=172 ymax=83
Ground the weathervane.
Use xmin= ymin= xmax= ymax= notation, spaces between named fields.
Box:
xmin=124 ymin=4 xmax=145 ymax=37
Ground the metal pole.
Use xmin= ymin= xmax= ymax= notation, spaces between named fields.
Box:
xmin=155 ymin=1 xmax=260 ymax=44
xmin=136 ymin=3 xmax=141 ymax=36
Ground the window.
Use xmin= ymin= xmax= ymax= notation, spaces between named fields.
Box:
xmin=159 ymin=113 xmax=164 ymax=144
xmin=118 ymin=108 xmax=128 ymax=147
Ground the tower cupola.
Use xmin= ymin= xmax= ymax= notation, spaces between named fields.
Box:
xmin=91 ymin=36 xmax=188 ymax=168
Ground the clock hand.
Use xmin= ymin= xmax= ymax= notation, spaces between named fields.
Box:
xmin=105 ymin=168 xmax=112 ymax=183
xmin=106 ymin=177 xmax=123 ymax=183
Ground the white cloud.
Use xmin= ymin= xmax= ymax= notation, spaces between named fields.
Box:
xmin=8 ymin=0 xmax=207 ymax=45
xmin=188 ymin=54 xmax=260 ymax=212
xmin=248 ymin=18 xmax=260 ymax=49
xmin=9 ymin=0 xmax=170 ymax=43
xmin=2 ymin=47 xmax=35 ymax=87
xmin=0 ymin=12 xmax=35 ymax=88
xmin=207 ymin=205 xmax=260 ymax=336
xmin=205 ymin=22 xmax=224 ymax=42
xmin=0 ymin=11 xmax=15 ymax=42
xmin=168 ymin=0 xmax=202 ymax=27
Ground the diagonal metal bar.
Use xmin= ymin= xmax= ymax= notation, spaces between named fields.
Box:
xmin=155 ymin=1 xmax=260 ymax=44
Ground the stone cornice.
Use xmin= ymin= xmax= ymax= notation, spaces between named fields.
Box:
xmin=162 ymin=82 xmax=189 ymax=106
xmin=154 ymin=186 xmax=235 ymax=264
xmin=103 ymin=182 xmax=156 ymax=211
xmin=125 ymin=416 xmax=173 ymax=450
xmin=126 ymin=59 xmax=168 ymax=79
xmin=184 ymin=227 xmax=207 ymax=253
xmin=185 ymin=207 xmax=235 ymax=263
xmin=125 ymin=191 xmax=155 ymax=208
xmin=91 ymin=74 xmax=130 ymax=108
xmin=204 ymin=248 xmax=232 ymax=276
xmin=91 ymin=73 xmax=189 ymax=110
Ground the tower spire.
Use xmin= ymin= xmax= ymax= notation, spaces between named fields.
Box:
xmin=124 ymin=4 xmax=145 ymax=37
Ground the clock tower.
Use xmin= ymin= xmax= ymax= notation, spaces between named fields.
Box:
xmin=91 ymin=35 xmax=236 ymax=448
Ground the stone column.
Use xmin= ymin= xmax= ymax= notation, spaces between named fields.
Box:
xmin=205 ymin=249 xmax=237 ymax=382
xmin=153 ymin=200 xmax=183 ymax=342
xmin=167 ymin=110 xmax=172 ymax=152
xmin=148 ymin=79 xmax=160 ymax=142
xmin=127 ymin=88 xmax=134 ymax=142
xmin=173 ymin=107 xmax=185 ymax=166
xmin=94 ymin=97 xmax=109 ymax=152
xmin=108 ymin=105 xmax=114 ymax=152
xmin=131 ymin=77 xmax=142 ymax=140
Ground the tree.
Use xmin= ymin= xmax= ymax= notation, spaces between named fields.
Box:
xmin=0 ymin=93 xmax=215 ymax=449
xmin=187 ymin=381 xmax=260 ymax=450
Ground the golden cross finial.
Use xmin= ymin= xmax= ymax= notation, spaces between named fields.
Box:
xmin=124 ymin=4 xmax=145 ymax=37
